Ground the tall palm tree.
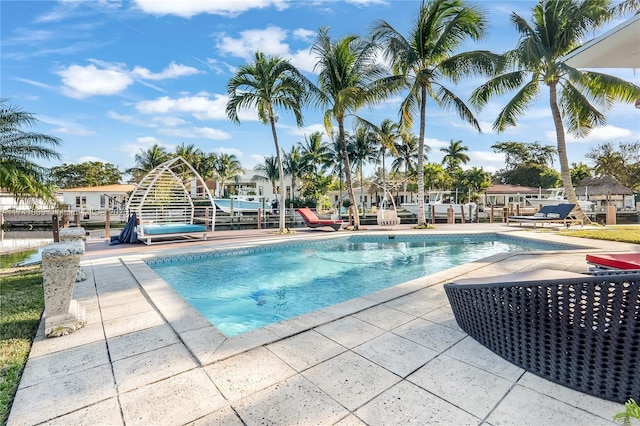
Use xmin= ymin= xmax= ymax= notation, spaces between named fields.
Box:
xmin=440 ymin=139 xmax=470 ymax=173
xmin=372 ymin=0 xmax=496 ymax=225
xmin=312 ymin=27 xmax=399 ymax=229
xmin=0 ymin=101 xmax=61 ymax=200
xmin=126 ymin=144 xmax=171 ymax=182
xmin=283 ymin=146 xmax=305 ymax=199
xmin=227 ymin=51 xmax=311 ymax=232
xmin=374 ymin=118 xmax=400 ymax=193
xmin=214 ymin=153 xmax=243 ymax=197
xmin=349 ymin=127 xmax=378 ymax=212
xmin=252 ymin=155 xmax=279 ymax=195
xmin=471 ymin=0 xmax=639 ymax=224
xmin=325 ymin=133 xmax=347 ymax=210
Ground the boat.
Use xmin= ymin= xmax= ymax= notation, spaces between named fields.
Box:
xmin=526 ymin=188 xmax=594 ymax=211
xmin=213 ymin=195 xmax=271 ymax=214
xmin=400 ymin=191 xmax=477 ymax=222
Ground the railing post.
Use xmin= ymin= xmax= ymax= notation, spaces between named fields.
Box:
xmin=74 ymin=212 xmax=80 ymax=227
xmin=257 ymin=208 xmax=262 ymax=229
xmin=52 ymin=214 xmax=60 ymax=242
xmin=105 ymin=210 xmax=111 ymax=239
xmin=489 ymin=206 xmax=494 ymax=223
xmin=460 ymin=205 xmax=465 ymax=223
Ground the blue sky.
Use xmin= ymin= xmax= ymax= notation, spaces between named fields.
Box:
xmin=3 ymin=0 xmax=638 ymax=179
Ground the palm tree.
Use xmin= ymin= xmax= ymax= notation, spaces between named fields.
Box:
xmin=252 ymin=155 xmax=279 ymax=195
xmin=283 ymin=146 xmax=305 ymax=199
xmin=126 ymin=144 xmax=171 ymax=182
xmin=392 ymin=132 xmax=429 ymax=202
xmin=349 ymin=127 xmax=378 ymax=212
xmin=0 ymin=100 xmax=61 ymax=200
xmin=374 ymin=119 xmax=400 ymax=194
xmin=325 ymin=133 xmax=347 ymax=210
xmin=372 ymin=0 xmax=496 ymax=225
xmin=300 ymin=131 xmax=330 ymax=176
xmin=214 ymin=153 xmax=243 ymax=197
xmin=312 ymin=27 xmax=399 ymax=229
xmin=470 ymin=0 xmax=639 ymax=224
xmin=441 ymin=139 xmax=470 ymax=173
xmin=227 ymin=51 xmax=311 ymax=232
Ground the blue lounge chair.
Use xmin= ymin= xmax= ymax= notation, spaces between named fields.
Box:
xmin=507 ymin=203 xmax=576 ymax=227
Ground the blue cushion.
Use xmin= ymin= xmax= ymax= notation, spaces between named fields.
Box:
xmin=142 ymin=223 xmax=206 ymax=235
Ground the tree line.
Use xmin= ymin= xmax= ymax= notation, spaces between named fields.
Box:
xmin=2 ymin=0 xmax=639 ymax=231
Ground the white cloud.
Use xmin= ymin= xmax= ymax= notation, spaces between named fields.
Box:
xmin=51 ymin=126 xmax=95 ymax=136
xmin=133 ymin=0 xmax=287 ymax=18
xmin=286 ymin=123 xmax=328 ymax=138
xmin=471 ymin=151 xmax=505 ymax=163
xmin=158 ymin=127 xmax=231 ymax=140
xmin=57 ymin=60 xmax=200 ymax=98
xmin=212 ymin=146 xmax=244 ymax=158
xmin=132 ymin=62 xmax=199 ymax=80
xmin=76 ymin=155 xmax=110 ymax=163
xmin=58 ymin=64 xmax=133 ymax=98
xmin=293 ymin=28 xmax=315 ymax=41
xmin=152 ymin=116 xmax=186 ymax=127
xmin=545 ymin=125 xmax=635 ymax=143
xmin=136 ymin=94 xmax=259 ymax=121
xmin=108 ymin=110 xmax=158 ymax=127
xmin=424 ymin=137 xmax=449 ymax=148
xmin=120 ymin=136 xmax=174 ymax=159
xmin=217 ymin=26 xmax=290 ymax=61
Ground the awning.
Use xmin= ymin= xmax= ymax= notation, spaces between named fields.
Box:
xmin=563 ymin=14 xmax=640 ymax=69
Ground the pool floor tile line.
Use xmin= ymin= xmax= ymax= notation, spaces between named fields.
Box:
xmin=8 ymin=225 xmax=636 ymax=425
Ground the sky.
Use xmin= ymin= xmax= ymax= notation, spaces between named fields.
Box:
xmin=2 ymin=0 xmax=639 ymax=180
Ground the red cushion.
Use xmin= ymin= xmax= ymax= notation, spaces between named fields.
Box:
xmin=586 ymin=253 xmax=640 ymax=270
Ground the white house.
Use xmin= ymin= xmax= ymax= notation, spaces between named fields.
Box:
xmin=59 ymin=184 xmax=136 ymax=212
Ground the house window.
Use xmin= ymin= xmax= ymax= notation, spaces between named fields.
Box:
xmin=100 ymin=196 xmax=106 ymax=209
xmin=75 ymin=196 xmax=87 ymax=208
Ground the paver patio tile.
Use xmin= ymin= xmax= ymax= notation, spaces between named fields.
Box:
xmin=393 ymin=317 xmax=466 ymax=352
xmin=266 ymin=329 xmax=346 ymax=372
xmin=315 ymin=316 xmax=385 ymax=348
xmin=355 ymin=380 xmax=480 ymax=425
xmin=7 ymin=364 xmax=116 ymax=426
xmin=444 ymin=336 xmax=524 ymax=382
xmin=107 ymin=323 xmax=180 ymax=362
xmin=120 ymin=369 xmax=226 ymax=426
xmin=517 ymin=372 xmax=623 ymax=421
xmin=204 ymin=346 xmax=297 ymax=401
xmin=333 ymin=414 xmax=367 ymax=425
xmin=99 ymin=298 xmax=155 ymax=321
xmin=112 ymin=342 xmax=198 ymax=392
xmin=42 ymin=397 xmax=123 ymax=425
xmin=102 ymin=308 xmax=165 ymax=339
xmin=352 ymin=304 xmax=416 ymax=330
xmin=19 ymin=340 xmax=109 ymax=389
xmin=353 ymin=332 xmax=438 ymax=378
xmin=186 ymin=406 xmax=245 ymax=425
xmin=302 ymin=351 xmax=400 ymax=411
xmin=233 ymin=374 xmax=349 ymax=425
xmin=408 ymin=354 xmax=513 ymax=418
xmin=486 ymin=385 xmax=616 ymax=425
xmin=382 ymin=291 xmax=445 ymax=317
xmin=28 ymin=322 xmax=105 ymax=358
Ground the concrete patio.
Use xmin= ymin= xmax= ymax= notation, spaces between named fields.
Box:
xmin=7 ymin=223 xmax=636 ymax=425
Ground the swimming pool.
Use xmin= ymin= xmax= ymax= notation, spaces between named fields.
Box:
xmin=147 ymin=234 xmax=574 ymax=336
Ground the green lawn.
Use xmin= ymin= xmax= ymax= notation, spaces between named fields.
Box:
xmin=558 ymin=225 xmax=640 ymax=244
xmin=0 ymin=269 xmax=43 ymax=424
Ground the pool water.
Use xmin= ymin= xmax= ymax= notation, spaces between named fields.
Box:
xmin=148 ymin=235 xmax=570 ymax=336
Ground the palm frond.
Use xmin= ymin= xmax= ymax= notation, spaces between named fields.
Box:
xmin=493 ymin=77 xmax=540 ymax=132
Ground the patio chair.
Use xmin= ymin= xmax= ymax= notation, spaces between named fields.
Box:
xmin=506 ymin=203 xmax=576 ymax=227
xmin=297 ymin=208 xmax=344 ymax=231
xmin=586 ymin=253 xmax=640 ymax=270
xmin=444 ymin=269 xmax=640 ymax=403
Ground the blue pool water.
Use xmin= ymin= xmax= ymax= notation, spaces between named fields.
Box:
xmin=147 ymin=234 xmax=573 ymax=336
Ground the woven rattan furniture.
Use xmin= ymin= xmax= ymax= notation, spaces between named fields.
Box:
xmin=444 ymin=271 xmax=640 ymax=403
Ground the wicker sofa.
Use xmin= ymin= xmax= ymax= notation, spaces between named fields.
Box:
xmin=444 ymin=270 xmax=640 ymax=403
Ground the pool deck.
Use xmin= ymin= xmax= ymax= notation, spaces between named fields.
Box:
xmin=8 ymin=223 xmax=639 ymax=425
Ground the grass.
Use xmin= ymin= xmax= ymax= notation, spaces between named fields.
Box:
xmin=0 ymin=269 xmax=44 ymax=425
xmin=558 ymin=225 xmax=640 ymax=244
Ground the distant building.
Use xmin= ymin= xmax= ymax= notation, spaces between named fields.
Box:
xmin=59 ymin=184 xmax=136 ymax=212
xmin=481 ymin=184 xmax=550 ymax=209
xmin=575 ymin=176 xmax=635 ymax=211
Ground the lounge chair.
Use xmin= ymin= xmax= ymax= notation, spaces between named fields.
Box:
xmin=506 ymin=203 xmax=576 ymax=227
xmin=586 ymin=253 xmax=640 ymax=270
xmin=444 ymin=269 xmax=640 ymax=403
xmin=297 ymin=208 xmax=344 ymax=231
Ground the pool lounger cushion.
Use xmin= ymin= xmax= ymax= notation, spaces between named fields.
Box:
xmin=142 ymin=223 xmax=206 ymax=235
xmin=586 ymin=253 xmax=640 ymax=270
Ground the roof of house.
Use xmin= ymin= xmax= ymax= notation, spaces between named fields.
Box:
xmin=483 ymin=184 xmax=550 ymax=195
xmin=575 ymin=176 xmax=633 ymax=196
xmin=58 ymin=184 xmax=136 ymax=193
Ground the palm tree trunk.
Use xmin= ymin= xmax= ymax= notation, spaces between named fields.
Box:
xmin=416 ymin=86 xmax=427 ymax=226
xmin=549 ymin=82 xmax=590 ymax=225
xmin=269 ymin=115 xmax=287 ymax=232
xmin=339 ymin=120 xmax=360 ymax=228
